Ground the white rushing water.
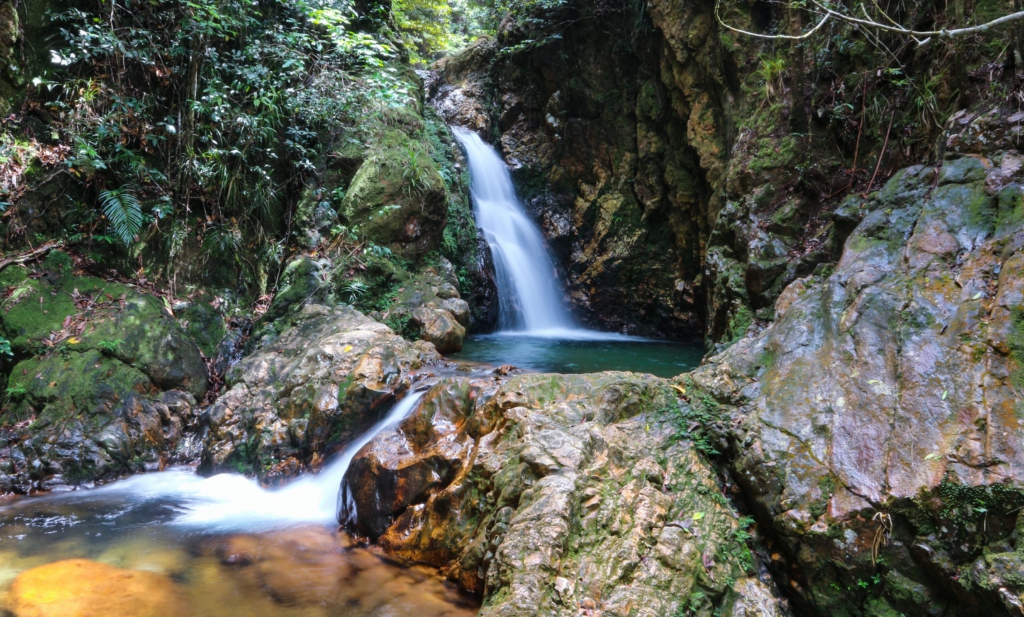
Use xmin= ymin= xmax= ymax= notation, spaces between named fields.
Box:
xmin=16 ymin=390 xmax=428 ymax=532
xmin=452 ymin=127 xmax=580 ymax=335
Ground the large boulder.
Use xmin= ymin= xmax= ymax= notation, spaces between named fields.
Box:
xmin=340 ymin=127 xmax=449 ymax=257
xmin=689 ymin=155 xmax=1024 ymax=615
xmin=0 ymin=268 xmax=207 ymax=397
xmin=199 ymin=304 xmax=440 ymax=483
xmin=0 ymin=265 xmax=206 ymax=491
xmin=342 ymin=372 xmax=788 ymax=616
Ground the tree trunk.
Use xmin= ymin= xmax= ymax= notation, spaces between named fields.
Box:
xmin=788 ymin=5 xmax=808 ymax=133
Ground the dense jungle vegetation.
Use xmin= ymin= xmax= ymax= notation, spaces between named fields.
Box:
xmin=0 ymin=0 xmax=1021 ymax=345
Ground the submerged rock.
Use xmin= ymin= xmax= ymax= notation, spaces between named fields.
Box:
xmin=199 ymin=304 xmax=440 ymax=482
xmin=209 ymin=526 xmax=477 ymax=615
xmin=343 ymin=372 xmax=788 ymax=615
xmin=5 ymin=559 xmax=191 ymax=617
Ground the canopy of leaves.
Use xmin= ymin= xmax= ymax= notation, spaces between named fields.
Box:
xmin=27 ymin=0 xmax=417 ymax=292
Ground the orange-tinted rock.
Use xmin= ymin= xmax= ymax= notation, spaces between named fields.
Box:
xmin=7 ymin=559 xmax=191 ymax=617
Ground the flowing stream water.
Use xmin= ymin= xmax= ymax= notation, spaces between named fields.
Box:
xmin=0 ymin=127 xmax=705 ymax=615
xmin=452 ymin=127 xmax=575 ymax=334
xmin=0 ymin=390 xmax=478 ymax=616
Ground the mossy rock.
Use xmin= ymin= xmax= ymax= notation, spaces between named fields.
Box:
xmin=0 ymin=272 xmax=130 ymax=353
xmin=76 ymin=294 xmax=208 ymax=399
xmin=0 ymin=269 xmax=207 ymax=398
xmin=179 ymin=301 xmax=226 ymax=358
xmin=5 ymin=349 xmax=154 ymax=427
xmin=340 ymin=128 xmax=448 ymax=256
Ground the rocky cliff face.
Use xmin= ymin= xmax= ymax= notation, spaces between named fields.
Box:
xmin=689 ymin=151 xmax=1024 ymax=615
xmin=338 ymin=148 xmax=1024 ymax=616
xmin=428 ymin=0 xmax=1003 ymax=345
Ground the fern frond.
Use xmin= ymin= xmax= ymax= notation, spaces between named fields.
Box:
xmin=99 ymin=188 xmax=143 ymax=247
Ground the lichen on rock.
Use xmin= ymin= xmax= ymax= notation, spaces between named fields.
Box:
xmin=688 ymin=155 xmax=1024 ymax=615
xmin=343 ymin=371 xmax=788 ymax=615
xmin=199 ymin=304 xmax=440 ymax=483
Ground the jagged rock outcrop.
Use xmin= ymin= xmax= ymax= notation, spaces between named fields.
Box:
xmin=379 ymin=263 xmax=470 ymax=353
xmin=686 ymin=154 xmax=1024 ymax=615
xmin=342 ymin=372 xmax=788 ymax=616
xmin=199 ymin=304 xmax=440 ymax=483
xmin=0 ymin=264 xmax=207 ymax=491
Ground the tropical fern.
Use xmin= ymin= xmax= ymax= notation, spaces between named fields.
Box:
xmin=99 ymin=188 xmax=143 ymax=247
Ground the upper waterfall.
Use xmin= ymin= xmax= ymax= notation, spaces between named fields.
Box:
xmin=452 ymin=127 xmax=576 ymax=335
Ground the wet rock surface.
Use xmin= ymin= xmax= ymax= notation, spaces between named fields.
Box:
xmin=343 ymin=372 xmax=788 ymax=616
xmin=688 ymin=155 xmax=1024 ymax=615
xmin=199 ymin=303 xmax=440 ymax=483
xmin=5 ymin=558 xmax=192 ymax=617
xmin=381 ymin=264 xmax=470 ymax=353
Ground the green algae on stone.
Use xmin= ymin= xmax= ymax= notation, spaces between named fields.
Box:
xmin=178 ymin=301 xmax=226 ymax=358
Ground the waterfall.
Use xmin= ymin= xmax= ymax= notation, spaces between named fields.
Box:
xmin=452 ymin=127 xmax=577 ymax=335
xmin=51 ymin=390 xmax=429 ymax=531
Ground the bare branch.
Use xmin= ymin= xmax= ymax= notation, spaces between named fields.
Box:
xmin=716 ymin=0 xmax=1024 ymax=44
xmin=715 ymin=0 xmax=832 ymax=40
xmin=813 ymin=1 xmax=1024 ymax=40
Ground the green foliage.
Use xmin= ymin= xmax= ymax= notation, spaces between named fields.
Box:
xmin=0 ymin=336 xmax=12 ymax=357
xmin=34 ymin=0 xmax=414 ymax=292
xmin=5 ymin=385 xmax=27 ymax=399
xmin=936 ymin=478 xmax=1024 ymax=525
xmin=393 ymin=0 xmax=495 ymax=62
xmin=99 ymin=189 xmax=143 ymax=247
xmin=726 ymin=305 xmax=754 ymax=343
xmin=384 ymin=312 xmax=421 ymax=339
xmin=97 ymin=340 xmax=123 ymax=355
xmin=42 ymin=251 xmax=74 ymax=278
xmin=339 ymin=279 xmax=369 ymax=304
xmin=667 ymin=377 xmax=722 ymax=457
xmin=754 ymin=53 xmax=787 ymax=104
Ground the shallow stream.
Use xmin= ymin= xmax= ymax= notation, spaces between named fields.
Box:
xmin=0 ymin=126 xmax=704 ymax=615
xmin=0 ymin=491 xmax=476 ymax=616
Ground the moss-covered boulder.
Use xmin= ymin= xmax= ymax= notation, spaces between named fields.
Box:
xmin=177 ymin=299 xmax=226 ymax=358
xmin=342 ymin=372 xmax=787 ymax=615
xmin=199 ymin=304 xmax=440 ymax=484
xmin=340 ymin=128 xmax=449 ymax=257
xmin=0 ymin=267 xmax=207 ymax=398
xmin=0 ymin=265 xmax=208 ymax=490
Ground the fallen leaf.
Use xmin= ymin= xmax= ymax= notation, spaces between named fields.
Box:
xmin=692 ymin=511 xmax=705 ymax=520
xmin=672 ymin=384 xmax=686 ymax=395
xmin=343 ymin=345 xmax=353 ymax=352
xmin=941 ymin=390 xmax=948 ymax=400
xmin=924 ymin=452 xmax=941 ymax=461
